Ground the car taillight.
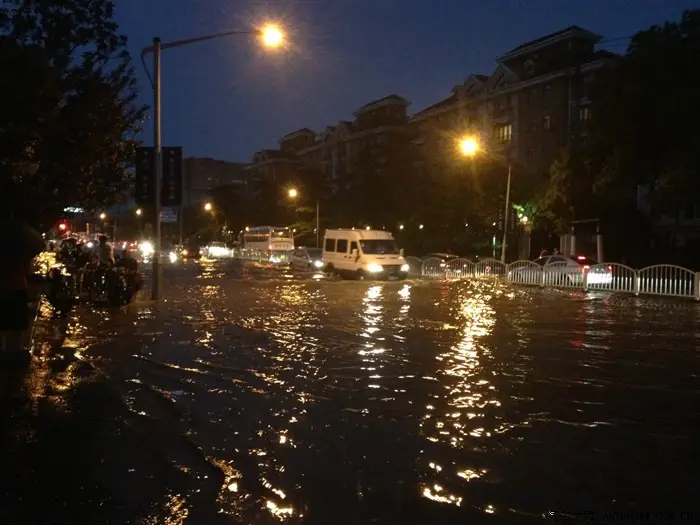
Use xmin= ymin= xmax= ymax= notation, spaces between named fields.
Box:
xmin=607 ymin=265 xmax=612 ymax=272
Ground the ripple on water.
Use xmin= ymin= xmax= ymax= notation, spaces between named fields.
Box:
xmin=71 ymin=267 xmax=700 ymax=523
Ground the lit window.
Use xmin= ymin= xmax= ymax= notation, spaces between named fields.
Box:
xmin=494 ymin=124 xmax=512 ymax=143
xmin=543 ymin=115 xmax=551 ymax=130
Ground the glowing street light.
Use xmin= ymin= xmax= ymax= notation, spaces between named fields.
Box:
xmin=204 ymin=202 xmax=213 ymax=212
xmin=459 ymin=136 xmax=512 ymax=264
xmin=141 ymin=22 xmax=288 ymax=300
xmin=260 ymin=24 xmax=284 ymax=48
xmin=135 ymin=208 xmax=142 ymax=216
xmin=287 ymin=187 xmax=321 ymax=248
xmin=99 ymin=212 xmax=107 ymax=220
xmin=459 ymin=136 xmax=479 ymax=157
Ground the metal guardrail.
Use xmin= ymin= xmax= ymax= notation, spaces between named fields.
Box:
xmin=405 ymin=257 xmax=700 ymax=300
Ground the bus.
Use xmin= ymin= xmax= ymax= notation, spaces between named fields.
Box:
xmin=240 ymin=226 xmax=295 ymax=263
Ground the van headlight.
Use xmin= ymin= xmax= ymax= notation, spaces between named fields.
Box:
xmin=400 ymin=264 xmax=409 ymax=272
xmin=367 ymin=263 xmax=383 ymax=273
xmin=313 ymin=260 xmax=324 ymax=268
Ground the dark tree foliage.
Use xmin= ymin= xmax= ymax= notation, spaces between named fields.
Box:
xmin=0 ymin=0 xmax=145 ymax=228
xmin=591 ymin=8 xmax=700 ymax=211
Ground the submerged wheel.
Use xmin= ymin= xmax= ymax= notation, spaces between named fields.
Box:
xmin=356 ymin=270 xmax=366 ymax=281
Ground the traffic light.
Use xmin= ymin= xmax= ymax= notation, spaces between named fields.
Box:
xmin=58 ymin=221 xmax=68 ymax=231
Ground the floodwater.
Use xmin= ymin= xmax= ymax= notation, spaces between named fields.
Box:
xmin=2 ymin=259 xmax=699 ymax=524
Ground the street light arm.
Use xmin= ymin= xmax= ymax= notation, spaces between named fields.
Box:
xmin=140 ymin=29 xmax=258 ymax=57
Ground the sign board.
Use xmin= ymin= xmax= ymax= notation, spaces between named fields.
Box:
xmin=160 ymin=207 xmax=178 ymax=223
xmin=161 ymin=147 xmax=183 ymax=207
xmin=135 ymin=147 xmax=155 ymax=206
xmin=134 ymin=146 xmax=183 ymax=206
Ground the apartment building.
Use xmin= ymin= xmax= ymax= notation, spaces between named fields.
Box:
xmin=183 ymin=157 xmax=249 ymax=207
xmin=247 ymin=95 xmax=411 ymax=193
xmin=411 ymin=25 xmax=616 ymax=179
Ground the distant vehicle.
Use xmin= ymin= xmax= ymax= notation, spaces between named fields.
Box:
xmin=240 ymin=226 xmax=294 ymax=264
xmin=290 ymin=247 xmax=324 ymax=271
xmin=204 ymin=241 xmax=231 ymax=258
xmin=510 ymin=254 xmax=612 ymax=285
xmin=421 ymin=252 xmax=471 ymax=276
xmin=322 ymin=229 xmax=409 ymax=280
xmin=177 ymin=243 xmax=201 ymax=260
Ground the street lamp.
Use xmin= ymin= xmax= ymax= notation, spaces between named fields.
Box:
xmin=458 ymin=135 xmax=512 ymax=264
xmin=99 ymin=212 xmax=107 ymax=220
xmin=459 ymin=136 xmax=479 ymax=157
xmin=288 ymin=187 xmax=320 ymax=248
xmin=261 ymin=25 xmax=284 ymax=48
xmin=141 ymin=23 xmax=286 ymax=300
xmin=135 ymin=208 xmax=142 ymax=216
xmin=204 ymin=202 xmax=213 ymax=212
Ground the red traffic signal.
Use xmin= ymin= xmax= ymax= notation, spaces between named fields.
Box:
xmin=58 ymin=222 xmax=67 ymax=231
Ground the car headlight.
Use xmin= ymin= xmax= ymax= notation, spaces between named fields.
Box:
xmin=367 ymin=263 xmax=383 ymax=273
xmin=140 ymin=241 xmax=154 ymax=255
xmin=313 ymin=260 xmax=324 ymax=268
xmin=169 ymin=251 xmax=177 ymax=263
xmin=400 ymin=264 xmax=409 ymax=272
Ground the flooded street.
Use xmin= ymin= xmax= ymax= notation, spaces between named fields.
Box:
xmin=3 ymin=259 xmax=699 ymax=524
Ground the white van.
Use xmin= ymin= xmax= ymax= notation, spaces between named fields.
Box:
xmin=322 ymin=229 xmax=409 ymax=280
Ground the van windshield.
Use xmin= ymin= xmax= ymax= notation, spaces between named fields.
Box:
xmin=360 ymin=240 xmax=400 ymax=255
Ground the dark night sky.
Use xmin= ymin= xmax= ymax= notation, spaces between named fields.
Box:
xmin=115 ymin=0 xmax=698 ymax=163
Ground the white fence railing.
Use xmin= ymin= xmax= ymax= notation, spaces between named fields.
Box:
xmin=404 ymin=257 xmax=700 ymax=300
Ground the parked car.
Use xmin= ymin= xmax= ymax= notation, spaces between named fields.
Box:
xmin=420 ymin=252 xmax=472 ymax=276
xmin=510 ymin=254 xmax=612 ymax=285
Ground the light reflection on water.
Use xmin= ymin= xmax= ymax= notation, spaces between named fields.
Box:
xmin=32 ymin=267 xmax=700 ymax=523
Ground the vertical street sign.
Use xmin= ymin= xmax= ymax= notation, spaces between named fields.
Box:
xmin=135 ymin=147 xmax=155 ymax=206
xmin=161 ymin=147 xmax=183 ymax=206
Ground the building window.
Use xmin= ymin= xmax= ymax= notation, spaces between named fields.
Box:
xmin=494 ymin=124 xmax=512 ymax=143
xmin=530 ymin=119 xmax=537 ymax=132
xmin=579 ymin=107 xmax=591 ymax=123
xmin=543 ymin=115 xmax=551 ymax=130
xmin=543 ymin=84 xmax=551 ymax=105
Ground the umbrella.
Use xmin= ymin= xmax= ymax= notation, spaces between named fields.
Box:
xmin=0 ymin=221 xmax=45 ymax=265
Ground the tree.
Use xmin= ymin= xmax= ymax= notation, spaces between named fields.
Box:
xmin=591 ymin=8 xmax=700 ymax=212
xmin=0 ymin=0 xmax=145 ymax=228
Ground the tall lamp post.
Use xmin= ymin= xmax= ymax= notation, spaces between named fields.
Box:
xmin=140 ymin=24 xmax=284 ymax=300
xmin=288 ymin=187 xmax=320 ymax=248
xmin=459 ymin=136 xmax=512 ymax=264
